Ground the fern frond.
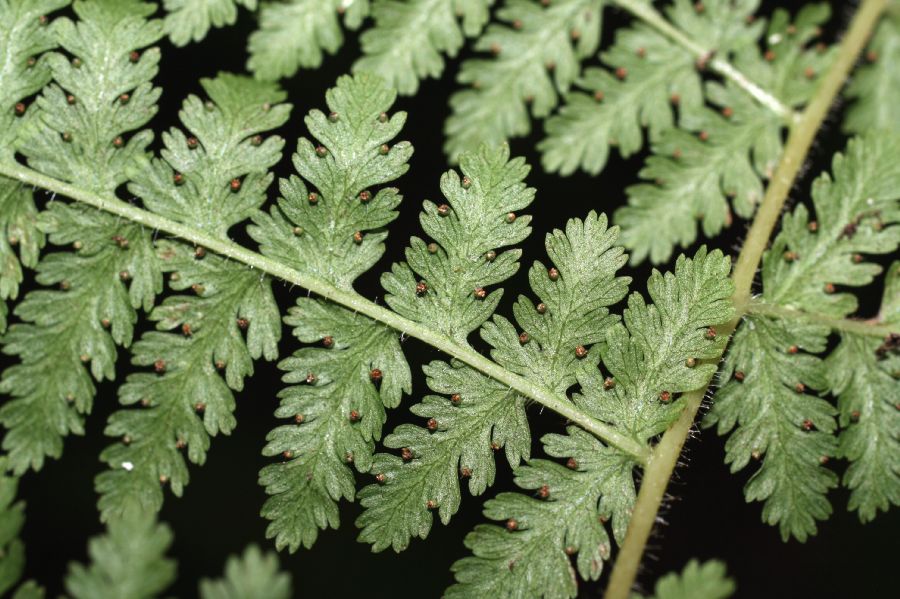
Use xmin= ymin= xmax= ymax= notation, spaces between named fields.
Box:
xmin=444 ymin=0 xmax=603 ymax=160
xmin=825 ymin=261 xmax=900 ymax=522
xmin=353 ymin=0 xmax=494 ymax=95
xmin=357 ymin=211 xmax=629 ymax=551
xmin=615 ymin=4 xmax=834 ymax=264
xmin=199 ymin=545 xmax=292 ymax=599
xmin=257 ymin=73 xmax=413 ymax=552
xmin=0 ymin=0 xmax=69 ymax=329
xmin=382 ymin=143 xmax=534 ymax=344
xmin=0 ymin=458 xmax=25 ymax=596
xmin=634 ymin=559 xmax=735 ymax=599
xmin=539 ymin=0 xmax=763 ymax=176
xmin=164 ymin=0 xmax=257 ymax=46
xmin=64 ymin=510 xmax=176 ymax=599
xmin=247 ymin=0 xmax=370 ymax=81
xmin=96 ymin=74 xmax=289 ymax=520
xmin=844 ymin=4 xmax=900 ymax=133
xmin=706 ymin=135 xmax=900 ymax=541
xmin=448 ymin=246 xmax=734 ymax=598
xmin=0 ymin=2 xmax=164 ymax=472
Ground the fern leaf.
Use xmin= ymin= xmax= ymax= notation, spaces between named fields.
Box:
xmin=539 ymin=0 xmax=763 ymax=176
xmin=248 ymin=0 xmax=370 ymax=81
xmin=634 ymin=559 xmax=736 ymax=599
xmin=0 ymin=458 xmax=25 ymax=596
xmin=844 ymin=4 xmax=900 ymax=133
xmin=444 ymin=0 xmax=603 ymax=160
xmin=64 ymin=510 xmax=176 ymax=599
xmin=382 ymin=143 xmax=534 ymax=344
xmin=825 ymin=262 xmax=900 ymax=522
xmin=353 ymin=0 xmax=494 ymax=95
xmin=164 ymin=0 xmax=257 ymax=46
xmin=96 ymin=74 xmax=289 ymax=520
xmin=358 ymin=211 xmax=630 ymax=552
xmin=447 ymin=432 xmax=635 ymax=598
xmin=448 ymin=246 xmax=734 ymax=597
xmin=615 ymin=4 xmax=834 ymax=264
xmin=1 ymin=0 xmax=163 ymax=473
xmin=199 ymin=545 xmax=292 ymax=599
xmin=706 ymin=135 xmax=900 ymax=541
xmin=0 ymin=0 xmax=68 ymax=328
xmin=257 ymin=73 xmax=414 ymax=552
xmin=577 ymin=246 xmax=734 ymax=443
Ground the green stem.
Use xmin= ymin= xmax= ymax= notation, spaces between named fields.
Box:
xmin=0 ymin=160 xmax=651 ymax=465
xmin=746 ymin=300 xmax=900 ymax=338
xmin=602 ymin=1 xmax=889 ymax=597
xmin=612 ymin=0 xmax=796 ymax=121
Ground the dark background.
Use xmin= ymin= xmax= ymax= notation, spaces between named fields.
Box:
xmin=9 ymin=1 xmax=897 ymax=597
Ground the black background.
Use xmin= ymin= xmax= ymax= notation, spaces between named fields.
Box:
xmin=9 ymin=1 xmax=898 ymax=597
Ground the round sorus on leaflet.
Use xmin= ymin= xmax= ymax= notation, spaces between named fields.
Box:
xmin=345 ymin=451 xmax=354 ymax=464
xmin=159 ymin=475 xmax=169 ymax=484
xmin=119 ymin=93 xmax=130 ymax=104
xmin=808 ymin=220 xmax=818 ymax=232
xmin=788 ymin=345 xmax=799 ymax=354
xmin=378 ymin=112 xmax=388 ymax=123
xmin=518 ymin=332 xmax=529 ymax=345
xmin=764 ymin=50 xmax=776 ymax=62
xmin=67 ymin=94 xmax=76 ymax=104
xmin=292 ymin=226 xmax=304 ymax=236
xmin=505 ymin=212 xmax=516 ymax=223
xmin=485 ymin=250 xmax=496 ymax=262
xmin=636 ymin=47 xmax=646 ymax=59
xmin=26 ymin=56 xmax=36 ymax=67
xmin=282 ymin=451 xmax=293 ymax=459
xmin=39 ymin=14 xmax=49 ymax=25
xmin=112 ymin=136 xmax=124 ymax=148
xmin=294 ymin=414 xmax=305 ymax=424
xmin=191 ymin=283 xmax=204 ymax=295
xmin=173 ymin=172 xmax=185 ymax=186
xmin=379 ymin=144 xmax=389 ymax=155
xmin=850 ymin=410 xmax=860 ymax=422
xmin=505 ymin=519 xmax=518 ymax=532
xmin=195 ymin=402 xmax=206 ymax=413
xmin=375 ymin=473 xmax=386 ymax=484
xmin=536 ymin=303 xmax=547 ymax=314
xmin=101 ymin=318 xmax=111 ymax=329
xmin=698 ymin=130 xmax=710 ymax=142
xmin=60 ymin=280 xmax=71 ymax=291
xmin=427 ymin=418 xmax=438 ymax=431
xmin=322 ymin=336 xmax=334 ymax=348
xmin=251 ymin=135 xmax=263 ymax=146
xmin=71 ymin=57 xmax=82 ymax=68
xmin=819 ymin=455 xmax=830 ymax=465
xmin=734 ymin=370 xmax=745 ymax=382
xmin=119 ymin=270 xmax=131 ymax=281
xmin=426 ymin=500 xmax=437 ymax=510
xmin=194 ymin=246 xmax=206 ymax=258
xmin=450 ymin=393 xmax=461 ymax=405
xmin=804 ymin=66 xmax=816 ymax=79
xmin=474 ymin=287 xmax=486 ymax=299
xmin=705 ymin=327 xmax=717 ymax=340
xmin=685 ymin=357 xmax=697 ymax=368
xmin=328 ymin=111 xmax=339 ymax=122
xmin=370 ymin=368 xmax=382 ymax=382
xmin=575 ymin=345 xmax=588 ymax=359
xmin=659 ymin=390 xmax=672 ymax=403
xmin=491 ymin=441 xmax=500 ymax=451
xmin=460 ymin=467 xmax=472 ymax=478
xmin=866 ymin=50 xmax=878 ymax=62
xmin=14 ymin=102 xmax=25 ymax=116
xmin=305 ymin=372 xmax=316 ymax=385
xmin=784 ymin=250 xmax=798 ymax=262
xmin=415 ymin=280 xmax=428 ymax=296
xmin=824 ymin=283 xmax=836 ymax=294
xmin=154 ymin=359 xmax=166 ymax=373
xmin=437 ymin=204 xmax=451 ymax=216
xmin=181 ymin=323 xmax=192 ymax=336
xmin=794 ymin=382 xmax=806 ymax=394
xmin=538 ymin=484 xmax=550 ymax=499
xmin=230 ymin=178 xmax=241 ymax=192
xmin=615 ymin=67 xmax=627 ymax=80
xmin=349 ymin=410 xmax=361 ymax=423
xmin=401 ymin=447 xmax=413 ymax=461
xmin=353 ymin=231 xmax=364 ymax=244
xmin=186 ymin=137 xmax=198 ymax=149
xmin=801 ymin=419 xmax=814 ymax=431
xmin=62 ymin=131 xmax=72 ymax=143
xmin=566 ymin=458 xmax=578 ymax=470
xmin=359 ymin=190 xmax=371 ymax=202
xmin=604 ymin=377 xmax=615 ymax=390
xmin=462 ymin=176 xmax=472 ymax=189
xmin=308 ymin=192 xmax=318 ymax=204
xmin=237 ymin=318 xmax=249 ymax=330
xmin=594 ymin=90 xmax=605 ymax=102
xmin=548 ymin=267 xmax=559 ymax=281
xmin=721 ymin=106 xmax=734 ymax=118
xmin=176 ymin=438 xmax=186 ymax=449
xmin=315 ymin=145 xmax=327 ymax=157
xmin=129 ymin=51 xmax=140 ymax=63
xmin=427 ymin=242 xmax=438 ymax=254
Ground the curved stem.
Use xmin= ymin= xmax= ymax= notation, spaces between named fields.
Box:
xmin=612 ymin=0 xmax=797 ymax=121
xmin=746 ymin=300 xmax=900 ymax=338
xmin=603 ymin=1 xmax=889 ymax=597
xmin=0 ymin=160 xmax=652 ymax=465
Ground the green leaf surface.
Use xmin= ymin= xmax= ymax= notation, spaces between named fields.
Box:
xmin=353 ymin=0 xmax=494 ymax=95
xmin=633 ymin=559 xmax=735 ymax=599
xmin=164 ymin=0 xmax=257 ymax=46
xmin=249 ymin=73 xmax=412 ymax=291
xmin=707 ymin=135 xmax=900 ymax=541
xmin=0 ymin=458 xmax=25 ymax=597
xmin=382 ymin=143 xmax=534 ymax=344
xmin=444 ymin=0 xmax=603 ymax=160
xmin=825 ymin=262 xmax=900 ymax=522
xmin=844 ymin=4 xmax=900 ymax=133
xmin=199 ymin=545 xmax=292 ymax=599
xmin=64 ymin=510 xmax=176 ymax=599
xmin=248 ymin=0 xmax=370 ymax=80
xmin=616 ymin=3 xmax=834 ymax=264
xmin=539 ymin=0 xmax=763 ymax=176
